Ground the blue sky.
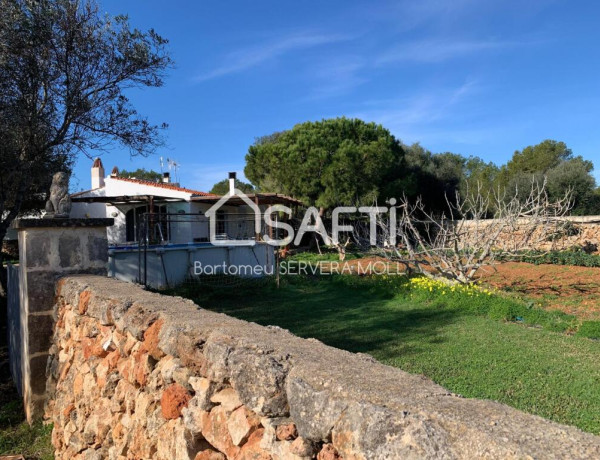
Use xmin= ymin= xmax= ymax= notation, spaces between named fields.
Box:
xmin=72 ymin=0 xmax=600 ymax=192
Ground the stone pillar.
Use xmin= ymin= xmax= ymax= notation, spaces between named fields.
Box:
xmin=13 ymin=218 xmax=113 ymax=421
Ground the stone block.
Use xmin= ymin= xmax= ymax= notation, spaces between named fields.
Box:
xmin=210 ymin=388 xmax=242 ymax=412
xmin=194 ymin=450 xmax=226 ymax=460
xmin=87 ymin=234 xmax=108 ymax=263
xmin=228 ymin=348 xmax=289 ymax=417
xmin=275 ymin=422 xmax=297 ymax=441
xmin=25 ymin=270 xmax=60 ymax=313
xmin=161 ymin=383 xmax=191 ymax=420
xmin=59 ymin=234 xmax=82 ymax=268
xmin=286 ymin=377 xmax=347 ymax=442
xmin=201 ymin=405 xmax=241 ymax=459
xmin=227 ymin=406 xmax=260 ymax=446
xmin=28 ymin=354 xmax=50 ymax=395
xmin=24 ymin=233 xmax=51 ymax=268
xmin=27 ymin=314 xmax=54 ymax=354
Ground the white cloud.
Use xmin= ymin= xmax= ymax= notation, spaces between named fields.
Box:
xmin=376 ymin=39 xmax=520 ymax=64
xmin=348 ymin=79 xmax=479 ymax=130
xmin=304 ymin=56 xmax=368 ymax=100
xmin=195 ymin=32 xmax=351 ymax=82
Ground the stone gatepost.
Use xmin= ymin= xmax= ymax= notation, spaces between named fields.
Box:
xmin=13 ymin=218 xmax=113 ymax=421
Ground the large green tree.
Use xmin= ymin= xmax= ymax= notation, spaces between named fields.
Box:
xmin=0 ymin=0 xmax=171 ymax=291
xmin=546 ymin=157 xmax=597 ymax=215
xmin=245 ymin=118 xmax=405 ymax=213
xmin=119 ymin=168 xmax=163 ymax=182
xmin=400 ymin=143 xmax=500 ymax=214
xmin=209 ymin=178 xmax=255 ymax=195
xmin=501 ymin=140 xmax=598 ymax=214
xmin=503 ymin=140 xmax=572 ymax=177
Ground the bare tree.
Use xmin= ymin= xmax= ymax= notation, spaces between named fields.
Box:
xmin=359 ymin=179 xmax=572 ymax=283
xmin=0 ymin=0 xmax=172 ymax=292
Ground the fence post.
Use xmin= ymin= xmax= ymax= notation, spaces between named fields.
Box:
xmin=12 ymin=217 xmax=113 ymax=422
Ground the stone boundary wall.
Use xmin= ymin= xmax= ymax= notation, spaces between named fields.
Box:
xmin=461 ymin=216 xmax=600 ymax=253
xmin=46 ymin=276 xmax=600 ymax=459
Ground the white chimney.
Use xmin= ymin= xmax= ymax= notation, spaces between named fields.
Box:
xmin=163 ymin=172 xmax=171 ymax=183
xmin=91 ymin=158 xmax=105 ymax=189
xmin=228 ymin=172 xmax=236 ymax=195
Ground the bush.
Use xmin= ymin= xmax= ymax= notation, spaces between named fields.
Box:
xmin=511 ymin=250 xmax=600 ymax=268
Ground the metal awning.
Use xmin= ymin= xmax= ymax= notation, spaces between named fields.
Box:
xmin=71 ymin=195 xmax=186 ymax=205
xmin=190 ymin=193 xmax=304 ymax=207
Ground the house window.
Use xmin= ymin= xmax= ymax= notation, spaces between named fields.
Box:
xmin=125 ymin=205 xmax=170 ymax=243
xmin=216 ymin=210 xmax=226 ymax=237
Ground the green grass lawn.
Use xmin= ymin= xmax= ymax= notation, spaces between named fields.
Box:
xmin=172 ymin=275 xmax=600 ymax=435
xmin=0 ymin=346 xmax=53 ymax=460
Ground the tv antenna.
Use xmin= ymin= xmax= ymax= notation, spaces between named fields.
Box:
xmin=167 ymin=158 xmax=180 ymax=184
xmin=159 ymin=156 xmax=165 ymax=173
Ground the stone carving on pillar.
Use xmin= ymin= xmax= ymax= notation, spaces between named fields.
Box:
xmin=44 ymin=172 xmax=72 ymax=218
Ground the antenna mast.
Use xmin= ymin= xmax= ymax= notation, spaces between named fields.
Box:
xmin=167 ymin=158 xmax=180 ymax=184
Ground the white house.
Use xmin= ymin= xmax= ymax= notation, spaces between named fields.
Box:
xmin=71 ymin=159 xmax=302 ymax=287
xmin=71 ymin=158 xmax=219 ymax=245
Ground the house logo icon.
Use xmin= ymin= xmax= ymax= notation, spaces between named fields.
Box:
xmin=205 ymin=173 xmax=261 ymax=246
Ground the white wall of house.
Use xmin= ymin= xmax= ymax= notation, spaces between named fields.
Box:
xmin=71 ymin=174 xmax=198 ymax=245
xmin=71 ymin=163 xmax=265 ymax=246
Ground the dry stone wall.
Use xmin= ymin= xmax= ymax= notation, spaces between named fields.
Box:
xmin=462 ymin=216 xmax=600 ymax=253
xmin=46 ymin=275 xmax=600 ymax=460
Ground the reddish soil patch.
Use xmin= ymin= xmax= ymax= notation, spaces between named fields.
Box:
xmin=477 ymin=262 xmax=600 ymax=320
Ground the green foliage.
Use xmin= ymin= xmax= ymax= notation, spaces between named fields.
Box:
xmin=400 ymin=276 xmax=577 ymax=333
xmin=209 ymin=178 xmax=255 ymax=195
xmin=245 ymin=118 xmax=405 ymax=210
xmin=401 ymin=144 xmax=464 ymax=212
xmin=500 ymin=140 xmax=598 ymax=214
xmin=119 ymin=168 xmax=163 ymax=182
xmin=402 ymin=144 xmax=502 ymax=214
xmin=461 ymin=156 xmax=501 ymax=199
xmin=171 ymin=274 xmax=600 ymax=434
xmin=244 ymin=118 xmax=600 ymax=217
xmin=245 ymin=123 xmax=599 ymax=216
xmin=577 ymin=321 xmax=600 ymax=340
xmin=0 ymin=377 xmax=53 ymax=460
xmin=514 ymin=250 xmax=600 ymax=268
xmin=505 ymin=140 xmax=572 ymax=176
xmin=546 ymin=157 xmax=597 ymax=214
xmin=0 ymin=0 xmax=172 ymax=285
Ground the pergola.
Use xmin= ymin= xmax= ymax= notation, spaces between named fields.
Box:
xmin=71 ymin=195 xmax=186 ymax=205
xmin=190 ymin=193 xmax=304 ymax=208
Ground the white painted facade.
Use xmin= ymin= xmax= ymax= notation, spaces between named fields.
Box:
xmin=71 ymin=160 xmax=256 ymax=246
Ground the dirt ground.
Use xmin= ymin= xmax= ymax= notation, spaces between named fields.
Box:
xmin=477 ymin=262 xmax=600 ymax=320
xmin=315 ymin=257 xmax=600 ymax=320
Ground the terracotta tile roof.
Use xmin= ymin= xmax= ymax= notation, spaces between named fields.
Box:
xmin=112 ymin=176 xmax=216 ymax=196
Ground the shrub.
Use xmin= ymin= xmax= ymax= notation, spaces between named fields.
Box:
xmin=510 ymin=250 xmax=600 ymax=268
